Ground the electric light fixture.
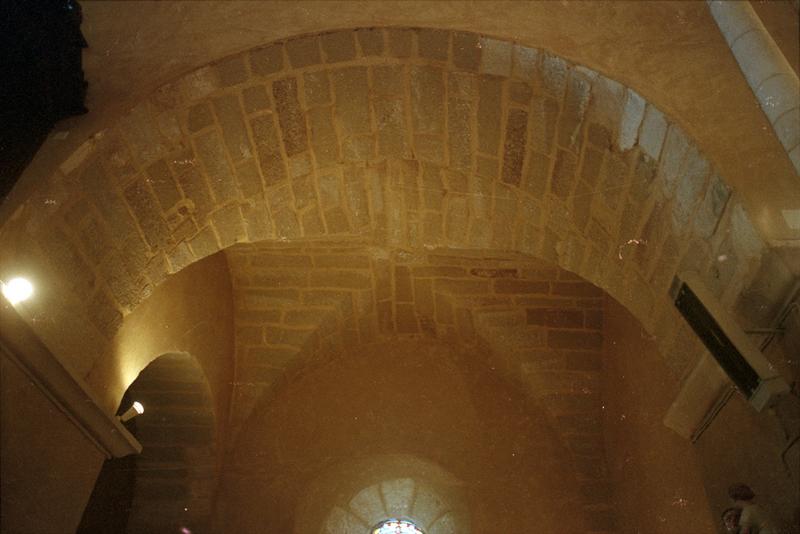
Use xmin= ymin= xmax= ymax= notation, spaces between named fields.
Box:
xmin=1 ymin=277 xmax=34 ymax=305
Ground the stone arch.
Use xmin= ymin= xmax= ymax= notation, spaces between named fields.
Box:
xmin=222 ymin=338 xmax=588 ymax=533
xmin=79 ymin=352 xmax=217 ymax=533
xmin=300 ymin=455 xmax=470 ymax=534
xmin=222 ymin=242 xmax=616 ymax=530
xmin=0 ymin=26 xmax=768 ymax=398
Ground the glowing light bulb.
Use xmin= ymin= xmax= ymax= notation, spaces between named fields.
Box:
xmin=2 ymin=277 xmax=34 ymax=304
xmin=120 ymin=401 xmax=144 ymax=422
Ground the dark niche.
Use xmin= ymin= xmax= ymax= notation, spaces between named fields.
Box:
xmin=0 ymin=0 xmax=89 ymax=198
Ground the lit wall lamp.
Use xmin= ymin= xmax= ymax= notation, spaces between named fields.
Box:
xmin=1 ymin=277 xmax=34 ymax=305
xmin=119 ymin=401 xmax=144 ymax=422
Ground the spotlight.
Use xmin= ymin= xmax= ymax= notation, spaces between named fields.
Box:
xmin=1 ymin=277 xmax=34 ymax=305
xmin=119 ymin=401 xmax=144 ymax=422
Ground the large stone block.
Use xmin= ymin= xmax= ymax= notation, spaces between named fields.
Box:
xmin=538 ymin=53 xmax=568 ymax=97
xmin=617 ymin=88 xmax=645 ymax=151
xmin=417 ymin=28 xmax=449 ymax=61
xmin=320 ymin=30 xmax=356 ymax=63
xmin=211 ymin=203 xmax=245 ymax=247
xmin=213 ymin=54 xmax=248 ymax=87
xmin=529 ymin=96 xmax=560 ymax=154
xmin=375 ymin=99 xmax=409 ymax=159
xmin=638 ymin=104 xmax=667 ymax=159
xmin=124 ymin=177 xmax=170 ymax=249
xmin=272 ymin=78 xmax=309 ymax=157
xmin=249 ymin=44 xmax=284 ymax=76
xmin=477 ymin=76 xmax=503 ymax=155
xmin=356 ymin=28 xmax=384 ymax=56
xmin=213 ymin=94 xmax=253 ymax=162
xmin=387 ymin=28 xmax=413 ymax=58
xmin=693 ymin=173 xmax=731 ymax=239
xmin=194 ymin=129 xmax=240 ymax=203
xmin=146 ymin=159 xmax=182 ymax=211
xmin=452 ymin=32 xmax=480 ymax=71
xmin=303 ymin=71 xmax=331 ymax=108
xmin=480 ymin=37 xmax=512 ymax=77
xmin=558 ymin=72 xmax=591 ymax=152
xmin=411 ymin=66 xmax=445 ymax=134
xmin=550 ymin=149 xmax=578 ymax=199
xmin=547 ymin=330 xmax=602 ymax=350
xmin=671 ymin=146 xmax=709 ymax=229
xmin=285 ymin=35 xmax=321 ymax=68
xmin=332 ymin=67 xmax=371 ymax=135
xmin=513 ymin=45 xmax=539 ymax=81
xmin=502 ymin=108 xmax=529 ymax=186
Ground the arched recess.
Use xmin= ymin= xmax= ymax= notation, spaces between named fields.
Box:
xmin=219 ymin=339 xmax=588 ymax=533
xmin=0 ymin=26 xmax=770 ymax=412
xmin=298 ymin=454 xmax=471 ymax=534
xmin=78 ymin=352 xmax=217 ymax=534
xmin=216 ymin=241 xmax=718 ymax=532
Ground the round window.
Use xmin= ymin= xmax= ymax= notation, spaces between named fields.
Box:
xmin=371 ymin=518 xmax=425 ymax=534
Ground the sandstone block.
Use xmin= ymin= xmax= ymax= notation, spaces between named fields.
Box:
xmin=194 ymin=129 xmax=240 ymax=203
xmin=308 ymin=107 xmax=340 ymax=167
xmin=356 ymin=28 xmax=384 ymax=56
xmin=547 ymin=330 xmax=602 ymax=350
xmin=452 ymin=32 xmax=480 ymax=71
xmin=300 ymin=208 xmax=325 ymax=236
xmin=242 ymin=85 xmax=271 ymax=114
xmin=417 ymin=28 xmax=449 ymax=61
xmin=387 ymin=28 xmax=413 ymax=57
xmin=285 ymin=36 xmax=321 ymax=68
xmin=538 ymin=53 xmax=568 ymax=97
xmin=529 ymin=96 xmax=559 ymax=154
xmin=273 ymin=77 xmax=309 ymax=157
xmin=211 ymin=203 xmax=245 ymax=247
xmin=249 ymin=44 xmax=284 ymax=76
xmin=580 ymin=147 xmax=603 ymax=187
xmin=375 ymin=99 xmax=408 ymax=158
xmin=188 ymin=225 xmax=220 ymax=259
xmin=480 ymin=37 xmax=512 ymax=77
xmin=658 ymin=124 xmax=690 ymax=197
xmin=213 ymin=94 xmax=253 ymax=162
xmin=214 ymin=54 xmax=248 ymax=87
xmin=411 ymin=66 xmax=444 ymax=134
xmin=558 ymin=73 xmax=591 ymax=152
xmin=309 ymin=270 xmax=372 ymax=289
xmin=321 ymin=30 xmax=356 ymax=63
xmin=477 ymin=76 xmax=503 ymax=155
xmin=332 ymin=67 xmax=370 ymax=135
xmin=435 ymin=278 xmax=489 ymax=294
xmin=324 ymin=206 xmax=352 ymax=234
xmin=525 ymin=308 xmax=583 ymax=328
xmin=502 ymin=108 xmax=528 ymax=186
xmin=513 ymin=45 xmax=539 ymax=80
xmin=124 ymin=177 xmax=170 ymax=249
xmin=550 ymin=149 xmax=577 ymax=199
xmin=617 ymin=88 xmax=645 ymax=151
xmin=672 ymin=146 xmax=709 ymax=229
xmin=186 ymin=103 xmax=214 ymax=133
xmin=146 ymin=160 xmax=182 ymax=211
xmin=639 ymin=104 xmax=667 ymax=159
xmin=552 ymin=281 xmax=602 ymax=297
xmin=494 ymin=279 xmax=549 ymax=294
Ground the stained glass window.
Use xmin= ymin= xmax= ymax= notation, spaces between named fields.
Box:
xmin=372 ymin=518 xmax=424 ymax=534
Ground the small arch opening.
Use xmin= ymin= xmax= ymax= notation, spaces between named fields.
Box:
xmin=372 ymin=518 xmax=425 ymax=534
